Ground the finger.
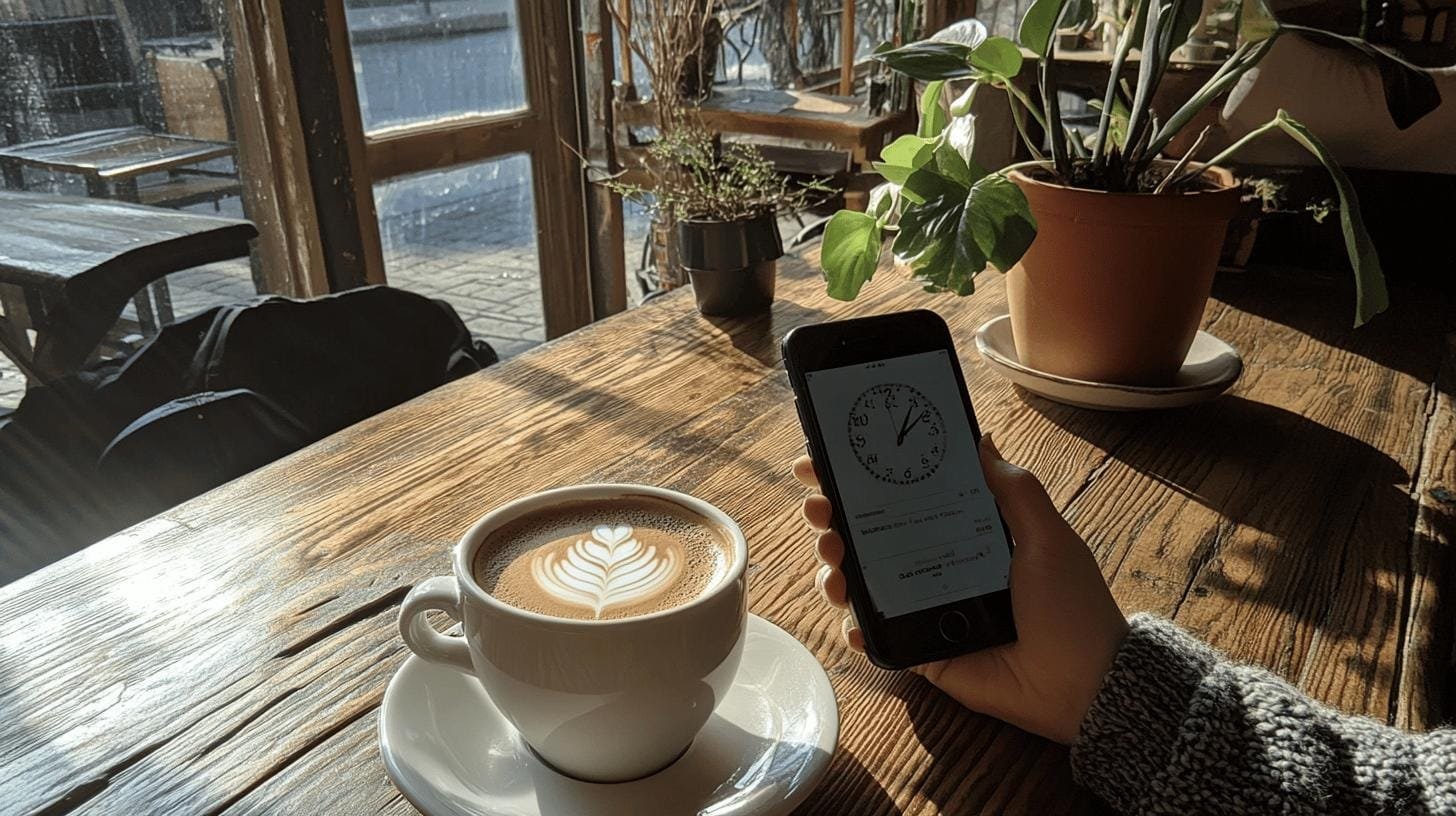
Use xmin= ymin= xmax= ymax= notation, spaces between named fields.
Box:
xmin=802 ymin=494 xmax=833 ymax=530
xmin=978 ymin=433 xmax=1067 ymax=545
xmin=841 ymin=617 xmax=865 ymax=652
xmin=792 ymin=456 xmax=820 ymax=489
xmin=816 ymin=529 xmax=845 ymax=568
xmin=816 ymin=563 xmax=849 ymax=608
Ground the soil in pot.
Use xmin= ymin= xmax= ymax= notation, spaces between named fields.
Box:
xmin=1007 ymin=166 xmax=1242 ymax=386
xmin=677 ymin=212 xmax=783 ymax=317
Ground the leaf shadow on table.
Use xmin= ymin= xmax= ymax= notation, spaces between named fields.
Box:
xmin=1211 ymin=269 xmax=1454 ymax=390
xmin=702 ymin=299 xmax=830 ymax=371
xmin=501 ymin=353 xmax=790 ymax=498
xmin=1025 ymin=391 xmax=1440 ymax=720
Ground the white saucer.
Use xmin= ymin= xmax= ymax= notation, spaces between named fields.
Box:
xmin=974 ymin=315 xmax=1242 ymax=411
xmin=379 ymin=614 xmax=839 ymax=816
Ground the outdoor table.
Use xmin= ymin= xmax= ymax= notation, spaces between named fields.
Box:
xmin=0 ymin=127 xmax=236 ymax=203
xmin=0 ymin=191 xmax=256 ymax=383
xmin=1 ymin=253 xmax=1451 ymax=814
xmin=0 ymin=126 xmax=241 ymax=333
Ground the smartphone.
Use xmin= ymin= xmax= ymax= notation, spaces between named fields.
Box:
xmin=782 ymin=309 xmax=1017 ymax=669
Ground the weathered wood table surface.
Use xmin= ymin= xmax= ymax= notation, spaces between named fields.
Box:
xmin=2 ymin=254 xmax=1452 ymax=815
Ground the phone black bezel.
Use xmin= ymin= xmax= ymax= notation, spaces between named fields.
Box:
xmin=782 ymin=309 xmax=1017 ymax=670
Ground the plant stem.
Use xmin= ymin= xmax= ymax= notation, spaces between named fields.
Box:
xmin=1143 ymin=36 xmax=1274 ymax=158
xmin=1121 ymin=0 xmax=1165 ymax=165
xmin=1041 ymin=36 xmax=1071 ymax=178
xmin=1198 ymin=117 xmax=1280 ymax=169
xmin=1152 ymin=124 xmax=1210 ymax=193
xmin=1004 ymin=81 xmax=1050 ymax=132
xmin=1006 ymin=90 xmax=1048 ymax=161
xmin=1092 ymin=6 xmax=1140 ymax=168
xmin=1067 ymin=125 xmax=1089 ymax=158
xmin=1042 ymin=56 xmax=1077 ymax=178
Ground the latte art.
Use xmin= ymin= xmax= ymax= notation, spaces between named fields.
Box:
xmin=532 ymin=525 xmax=682 ymax=618
xmin=473 ymin=495 xmax=732 ymax=621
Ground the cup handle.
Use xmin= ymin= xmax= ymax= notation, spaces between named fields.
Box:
xmin=398 ymin=576 xmax=474 ymax=673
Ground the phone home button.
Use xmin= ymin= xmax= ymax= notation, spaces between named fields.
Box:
xmin=937 ymin=611 xmax=970 ymax=643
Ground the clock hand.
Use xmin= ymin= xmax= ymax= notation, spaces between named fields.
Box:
xmin=902 ymin=413 xmax=924 ymax=438
xmin=896 ymin=406 xmax=914 ymax=446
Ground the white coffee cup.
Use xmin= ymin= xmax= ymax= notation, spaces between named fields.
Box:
xmin=398 ymin=484 xmax=749 ymax=782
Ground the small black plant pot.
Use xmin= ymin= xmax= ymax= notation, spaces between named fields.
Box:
xmin=676 ymin=212 xmax=784 ymax=317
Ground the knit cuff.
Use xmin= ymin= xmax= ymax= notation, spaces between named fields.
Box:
xmin=1070 ymin=614 xmax=1221 ymax=813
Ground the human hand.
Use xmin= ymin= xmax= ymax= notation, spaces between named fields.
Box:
xmin=794 ymin=434 xmax=1128 ymax=745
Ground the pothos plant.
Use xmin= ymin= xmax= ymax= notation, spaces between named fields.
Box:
xmin=820 ymin=0 xmax=1440 ymax=326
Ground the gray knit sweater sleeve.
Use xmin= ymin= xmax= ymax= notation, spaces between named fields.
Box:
xmin=1070 ymin=614 xmax=1456 ymax=815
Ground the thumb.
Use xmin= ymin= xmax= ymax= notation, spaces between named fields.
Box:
xmin=978 ymin=433 xmax=1068 ymax=546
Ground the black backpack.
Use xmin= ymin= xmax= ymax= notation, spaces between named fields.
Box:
xmin=0 ymin=286 xmax=497 ymax=581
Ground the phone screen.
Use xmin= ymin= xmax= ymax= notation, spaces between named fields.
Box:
xmin=804 ymin=349 xmax=1011 ymax=618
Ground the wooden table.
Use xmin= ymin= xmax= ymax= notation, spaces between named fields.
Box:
xmin=618 ymin=88 xmax=913 ymax=172
xmin=1 ymin=255 xmax=1452 ymax=814
xmin=0 ymin=127 xmax=235 ymax=202
xmin=0 ymin=191 xmax=257 ymax=383
xmin=0 ymin=127 xmax=242 ymax=334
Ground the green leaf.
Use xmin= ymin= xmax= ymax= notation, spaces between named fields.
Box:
xmin=875 ymin=135 xmax=972 ymax=205
xmin=1279 ymin=24 xmax=1441 ymax=129
xmin=970 ymin=37 xmax=1025 ymax=79
xmin=1088 ymin=95 xmax=1130 ymax=149
xmin=867 ymin=183 xmax=900 ymax=221
xmin=1019 ymin=0 xmax=1066 ymax=56
xmin=1268 ymin=111 xmax=1388 ymax=326
xmin=880 ymin=134 xmax=937 ymax=168
xmin=1238 ymin=0 xmax=1278 ymax=43
xmin=895 ymin=194 xmax=978 ymax=296
xmin=918 ymin=81 xmax=949 ymax=137
xmin=821 ymin=210 xmax=885 ymax=301
xmin=872 ymin=40 xmax=975 ymax=81
xmin=889 ymin=171 xmax=1037 ymax=296
xmin=1129 ymin=0 xmax=1204 ymax=54
xmin=964 ymin=173 xmax=1038 ymax=272
xmin=934 ymin=139 xmax=985 ymax=187
xmin=902 ymin=164 xmax=968 ymax=205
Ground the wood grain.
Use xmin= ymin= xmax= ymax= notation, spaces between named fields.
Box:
xmin=0 ymin=255 xmax=1450 ymax=816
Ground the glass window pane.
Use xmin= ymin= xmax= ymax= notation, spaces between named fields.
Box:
xmin=373 ymin=154 xmax=543 ymax=358
xmin=346 ymin=0 xmax=527 ymax=132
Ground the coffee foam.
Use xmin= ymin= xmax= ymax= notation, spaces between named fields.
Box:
xmin=473 ymin=496 xmax=731 ymax=621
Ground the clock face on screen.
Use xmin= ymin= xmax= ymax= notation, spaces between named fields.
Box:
xmin=847 ymin=383 xmax=946 ymax=485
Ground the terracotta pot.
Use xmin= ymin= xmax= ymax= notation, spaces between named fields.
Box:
xmin=1006 ymin=166 xmax=1241 ymax=386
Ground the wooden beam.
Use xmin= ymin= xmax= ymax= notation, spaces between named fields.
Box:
xmin=320 ymin=0 xmax=385 ymax=287
xmin=364 ymin=112 xmax=541 ymax=181
xmin=580 ymin=0 xmax=628 ymax=319
xmin=616 ymin=0 xmax=634 ymax=92
xmin=839 ymin=0 xmax=856 ymax=95
xmin=277 ymin=0 xmax=382 ymax=292
xmin=519 ymin=0 xmax=595 ymax=338
xmin=220 ymin=0 xmax=329 ymax=298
